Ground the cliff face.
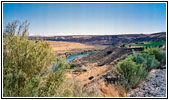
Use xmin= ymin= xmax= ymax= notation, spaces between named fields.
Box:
xmin=28 ymin=32 xmax=166 ymax=45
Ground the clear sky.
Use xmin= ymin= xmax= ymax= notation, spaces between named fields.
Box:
xmin=3 ymin=3 xmax=166 ymax=36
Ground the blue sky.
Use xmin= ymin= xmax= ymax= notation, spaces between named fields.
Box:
xmin=3 ymin=3 xmax=166 ymax=36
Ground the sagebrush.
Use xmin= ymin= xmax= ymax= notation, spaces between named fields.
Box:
xmin=3 ymin=20 xmax=69 ymax=97
xmin=115 ymin=58 xmax=147 ymax=91
xmin=129 ymin=53 xmax=159 ymax=72
xmin=143 ymin=47 xmax=165 ymax=65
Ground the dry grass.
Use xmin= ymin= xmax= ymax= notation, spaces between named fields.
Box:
xmin=98 ymin=80 xmax=126 ymax=97
xmin=47 ymin=41 xmax=106 ymax=55
xmin=66 ymin=63 xmax=127 ymax=97
xmin=48 ymin=41 xmax=94 ymax=51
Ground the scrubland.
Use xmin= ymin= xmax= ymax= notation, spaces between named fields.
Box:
xmin=3 ymin=20 xmax=166 ymax=97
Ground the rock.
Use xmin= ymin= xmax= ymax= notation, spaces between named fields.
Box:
xmin=89 ymin=76 xmax=94 ymax=80
xmin=127 ymin=69 xmax=166 ymax=97
xmin=105 ymin=76 xmax=118 ymax=84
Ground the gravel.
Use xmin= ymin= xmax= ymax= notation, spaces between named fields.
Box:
xmin=127 ymin=67 xmax=166 ymax=97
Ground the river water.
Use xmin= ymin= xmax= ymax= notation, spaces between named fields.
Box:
xmin=65 ymin=53 xmax=90 ymax=63
xmin=52 ymin=53 xmax=90 ymax=72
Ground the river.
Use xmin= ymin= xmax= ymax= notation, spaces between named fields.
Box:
xmin=52 ymin=52 xmax=90 ymax=72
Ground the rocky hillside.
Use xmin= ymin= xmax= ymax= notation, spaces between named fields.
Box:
xmin=71 ymin=46 xmax=143 ymax=67
xmin=28 ymin=32 xmax=166 ymax=45
xmin=127 ymin=67 xmax=166 ymax=97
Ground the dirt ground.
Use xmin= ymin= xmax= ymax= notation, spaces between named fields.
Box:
xmin=66 ymin=63 xmax=126 ymax=97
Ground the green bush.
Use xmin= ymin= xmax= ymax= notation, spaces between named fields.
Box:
xmin=143 ymin=47 xmax=165 ymax=65
xmin=3 ymin=21 xmax=69 ymax=97
xmin=129 ymin=53 xmax=160 ymax=72
xmin=115 ymin=58 xmax=147 ymax=91
xmin=115 ymin=49 xmax=163 ymax=91
xmin=161 ymin=51 xmax=166 ymax=65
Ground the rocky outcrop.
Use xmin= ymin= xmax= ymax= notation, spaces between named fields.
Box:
xmin=127 ymin=68 xmax=166 ymax=97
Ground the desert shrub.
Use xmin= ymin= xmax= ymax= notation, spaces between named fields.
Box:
xmin=161 ymin=51 xmax=166 ymax=65
xmin=3 ymin=21 xmax=70 ymax=97
xmin=129 ymin=53 xmax=160 ymax=72
xmin=143 ymin=47 xmax=165 ymax=65
xmin=115 ymin=58 xmax=147 ymax=91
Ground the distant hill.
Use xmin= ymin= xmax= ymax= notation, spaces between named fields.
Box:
xmin=28 ymin=32 xmax=166 ymax=46
xmin=130 ymin=32 xmax=166 ymax=43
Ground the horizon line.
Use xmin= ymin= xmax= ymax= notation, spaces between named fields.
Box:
xmin=28 ymin=31 xmax=166 ymax=37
